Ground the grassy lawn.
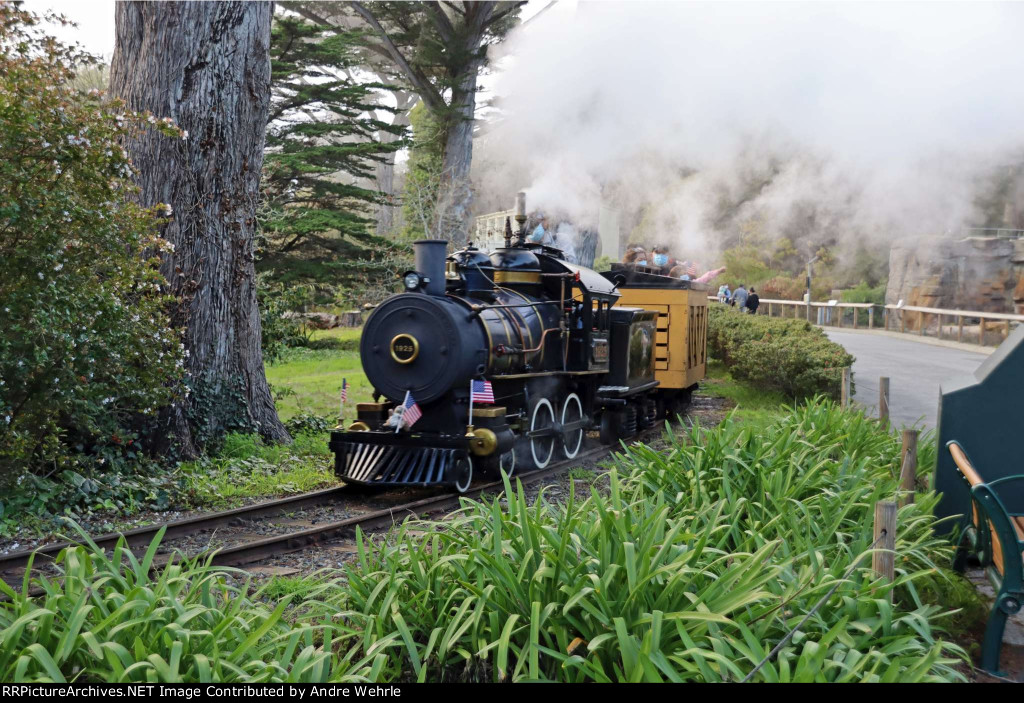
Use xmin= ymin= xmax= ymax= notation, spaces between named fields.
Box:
xmin=176 ymin=431 xmax=338 ymax=510
xmin=700 ymin=359 xmax=790 ymax=429
xmin=264 ymin=327 xmax=374 ymax=421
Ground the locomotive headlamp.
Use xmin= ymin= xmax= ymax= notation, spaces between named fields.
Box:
xmin=403 ymin=271 xmax=423 ymax=291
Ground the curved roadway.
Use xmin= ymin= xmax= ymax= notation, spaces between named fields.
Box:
xmin=825 ymin=330 xmax=990 ymax=429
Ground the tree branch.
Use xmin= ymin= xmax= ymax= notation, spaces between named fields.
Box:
xmin=423 ymin=2 xmax=457 ymax=44
xmin=484 ymin=1 xmax=526 ymax=29
xmin=348 ymin=1 xmax=446 ymax=113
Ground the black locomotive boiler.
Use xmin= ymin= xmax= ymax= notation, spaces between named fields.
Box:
xmin=329 ymin=219 xmax=707 ymax=492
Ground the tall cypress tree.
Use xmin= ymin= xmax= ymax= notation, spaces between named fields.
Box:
xmin=261 ymin=12 xmax=409 ymax=293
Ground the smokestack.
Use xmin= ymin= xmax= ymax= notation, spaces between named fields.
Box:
xmin=413 ymin=240 xmax=447 ymax=296
xmin=514 ymin=191 xmax=528 ymax=244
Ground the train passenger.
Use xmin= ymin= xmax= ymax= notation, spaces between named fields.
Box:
xmin=622 ymin=246 xmax=648 ymax=265
xmin=552 ymin=220 xmax=578 ymax=263
xmin=652 ymin=245 xmax=676 ymax=274
xmin=695 ymin=266 xmax=727 ymax=284
xmin=719 ymin=283 xmax=732 ymax=303
xmin=529 ymin=213 xmax=551 ymax=244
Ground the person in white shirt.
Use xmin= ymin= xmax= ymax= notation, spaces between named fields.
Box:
xmin=551 ymin=221 xmax=578 ymax=263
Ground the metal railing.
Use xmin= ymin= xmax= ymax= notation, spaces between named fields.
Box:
xmin=962 ymin=227 xmax=1024 ymax=239
xmin=709 ymin=296 xmax=1024 ymax=346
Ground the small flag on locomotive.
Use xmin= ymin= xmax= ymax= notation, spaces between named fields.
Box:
xmin=401 ymin=390 xmax=422 ymax=427
xmin=471 ymin=379 xmax=494 ymax=404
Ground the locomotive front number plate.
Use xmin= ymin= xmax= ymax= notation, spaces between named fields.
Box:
xmin=390 ymin=333 xmax=420 ymax=363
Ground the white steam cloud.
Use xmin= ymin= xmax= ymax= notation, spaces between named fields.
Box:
xmin=475 ymin=1 xmax=1024 ymax=264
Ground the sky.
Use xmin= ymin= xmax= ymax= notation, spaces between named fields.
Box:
xmin=37 ymin=0 xmax=115 ymax=58
xmin=31 ymin=0 xmax=1024 ymax=257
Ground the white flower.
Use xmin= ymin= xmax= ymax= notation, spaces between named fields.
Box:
xmin=53 ymin=263 xmax=63 ymax=272
xmin=37 ymin=272 xmax=44 ymax=280
xmin=181 ymin=130 xmax=189 ymax=140
xmin=4 ymin=416 xmax=10 ymax=424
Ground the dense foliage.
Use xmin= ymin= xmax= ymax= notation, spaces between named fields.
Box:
xmin=0 ymin=527 xmax=383 ymax=683
xmin=707 ymin=305 xmax=854 ymax=399
xmin=400 ymin=101 xmax=446 ymax=239
xmin=0 ymin=7 xmax=184 ymax=507
xmin=1 ymin=401 xmax=970 ymax=682
xmin=325 ymin=401 xmax=964 ymax=682
xmin=260 ymin=12 xmax=408 ymax=302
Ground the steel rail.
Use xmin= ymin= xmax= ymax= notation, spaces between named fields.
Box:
xmin=200 ymin=441 xmax=617 ymax=568
xmin=1 ymin=427 xmax=654 ymax=579
xmin=0 ymin=485 xmax=351 ymax=577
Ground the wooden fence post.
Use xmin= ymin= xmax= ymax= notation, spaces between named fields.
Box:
xmin=900 ymin=429 xmax=919 ymax=504
xmin=841 ymin=367 xmax=851 ymax=408
xmin=957 ymin=315 xmax=963 ymax=343
xmin=869 ymin=307 xmax=875 ymax=329
xmin=879 ymin=376 xmax=889 ymax=427
xmin=872 ymin=501 xmax=897 ymax=601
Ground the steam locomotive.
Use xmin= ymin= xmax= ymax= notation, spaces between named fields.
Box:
xmin=328 ymin=209 xmax=708 ymax=492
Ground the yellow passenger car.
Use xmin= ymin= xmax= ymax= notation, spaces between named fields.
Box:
xmin=605 ymin=264 xmax=709 ymax=413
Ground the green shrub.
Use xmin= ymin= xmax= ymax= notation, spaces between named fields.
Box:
xmin=284 ymin=413 xmax=332 ymax=436
xmin=0 ymin=7 xmax=184 ymax=493
xmin=322 ymin=400 xmax=965 ymax=682
xmin=841 ymin=281 xmax=887 ymax=327
xmin=0 ymin=527 xmax=386 ymax=682
xmin=708 ymin=305 xmax=854 ymax=399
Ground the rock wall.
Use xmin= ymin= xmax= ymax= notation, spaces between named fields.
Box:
xmin=886 ymin=237 xmax=1024 ymax=318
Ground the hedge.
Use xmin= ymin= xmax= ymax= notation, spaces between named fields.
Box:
xmin=707 ymin=304 xmax=854 ymax=399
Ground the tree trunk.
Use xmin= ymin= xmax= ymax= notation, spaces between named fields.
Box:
xmin=110 ymin=1 xmax=288 ymax=456
xmin=374 ymin=91 xmax=415 ymax=237
xmin=439 ymin=59 xmax=482 ymax=247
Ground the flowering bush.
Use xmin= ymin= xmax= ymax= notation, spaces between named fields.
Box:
xmin=708 ymin=304 xmax=854 ymax=399
xmin=0 ymin=7 xmax=185 ymax=508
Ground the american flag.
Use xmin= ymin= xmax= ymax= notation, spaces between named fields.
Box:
xmin=341 ymin=378 xmax=348 ymax=403
xmin=401 ymin=390 xmax=422 ymax=427
xmin=471 ymin=379 xmax=494 ymax=404
xmin=687 ymin=262 xmax=698 ymax=277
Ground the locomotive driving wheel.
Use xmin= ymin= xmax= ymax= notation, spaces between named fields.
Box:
xmin=560 ymin=393 xmax=585 ymax=459
xmin=453 ymin=452 xmax=473 ymax=493
xmin=498 ymin=447 xmax=516 ymax=477
xmin=528 ymin=397 xmax=558 ymax=469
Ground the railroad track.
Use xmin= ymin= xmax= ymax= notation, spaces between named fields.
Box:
xmin=0 ymin=434 xmax=643 ymax=583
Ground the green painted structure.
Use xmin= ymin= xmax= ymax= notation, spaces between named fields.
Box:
xmin=936 ymin=324 xmax=1024 ymax=532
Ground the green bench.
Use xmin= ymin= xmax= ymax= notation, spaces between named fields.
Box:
xmin=948 ymin=440 xmax=1024 ymax=676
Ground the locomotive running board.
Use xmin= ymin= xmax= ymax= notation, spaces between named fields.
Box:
xmin=328 ymin=431 xmax=470 ymax=487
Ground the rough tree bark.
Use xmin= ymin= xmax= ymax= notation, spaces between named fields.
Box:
xmin=374 ymin=91 xmax=416 ymax=237
xmin=110 ymin=1 xmax=289 ymax=456
xmin=439 ymin=56 xmax=484 ymax=247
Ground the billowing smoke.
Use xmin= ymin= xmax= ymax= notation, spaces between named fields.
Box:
xmin=474 ymin=1 xmax=1024 ymax=266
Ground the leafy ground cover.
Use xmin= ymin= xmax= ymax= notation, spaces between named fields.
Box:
xmin=2 ymin=400 xmax=978 ymax=682
xmin=321 ymin=399 xmax=969 ymax=682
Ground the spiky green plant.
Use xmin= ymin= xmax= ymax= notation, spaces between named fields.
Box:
xmin=325 ymin=399 xmax=966 ymax=682
xmin=0 ymin=527 xmax=390 ymax=682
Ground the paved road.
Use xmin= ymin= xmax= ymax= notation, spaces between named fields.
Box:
xmin=825 ymin=330 xmax=989 ymax=429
